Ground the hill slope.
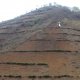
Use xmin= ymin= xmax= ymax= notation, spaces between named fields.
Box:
xmin=0 ymin=5 xmax=80 ymax=80
xmin=0 ymin=5 xmax=80 ymax=52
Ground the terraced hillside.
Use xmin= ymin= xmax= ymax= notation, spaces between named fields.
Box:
xmin=0 ymin=5 xmax=80 ymax=80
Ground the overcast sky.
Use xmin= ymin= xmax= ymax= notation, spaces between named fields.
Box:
xmin=0 ymin=0 xmax=80 ymax=22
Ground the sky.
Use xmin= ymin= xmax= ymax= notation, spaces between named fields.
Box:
xmin=0 ymin=0 xmax=80 ymax=22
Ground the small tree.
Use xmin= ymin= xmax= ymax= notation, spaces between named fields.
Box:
xmin=72 ymin=7 xmax=80 ymax=12
xmin=49 ymin=3 xmax=52 ymax=6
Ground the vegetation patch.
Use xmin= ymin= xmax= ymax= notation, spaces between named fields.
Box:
xmin=13 ymin=50 xmax=73 ymax=52
xmin=41 ymin=75 xmax=52 ymax=78
xmin=54 ymin=75 xmax=73 ymax=78
xmin=0 ymin=62 xmax=36 ymax=66
xmin=4 ymin=75 xmax=22 ymax=78
xmin=28 ymin=75 xmax=52 ymax=79
xmin=37 ymin=63 xmax=48 ymax=66
xmin=28 ymin=75 xmax=36 ymax=79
